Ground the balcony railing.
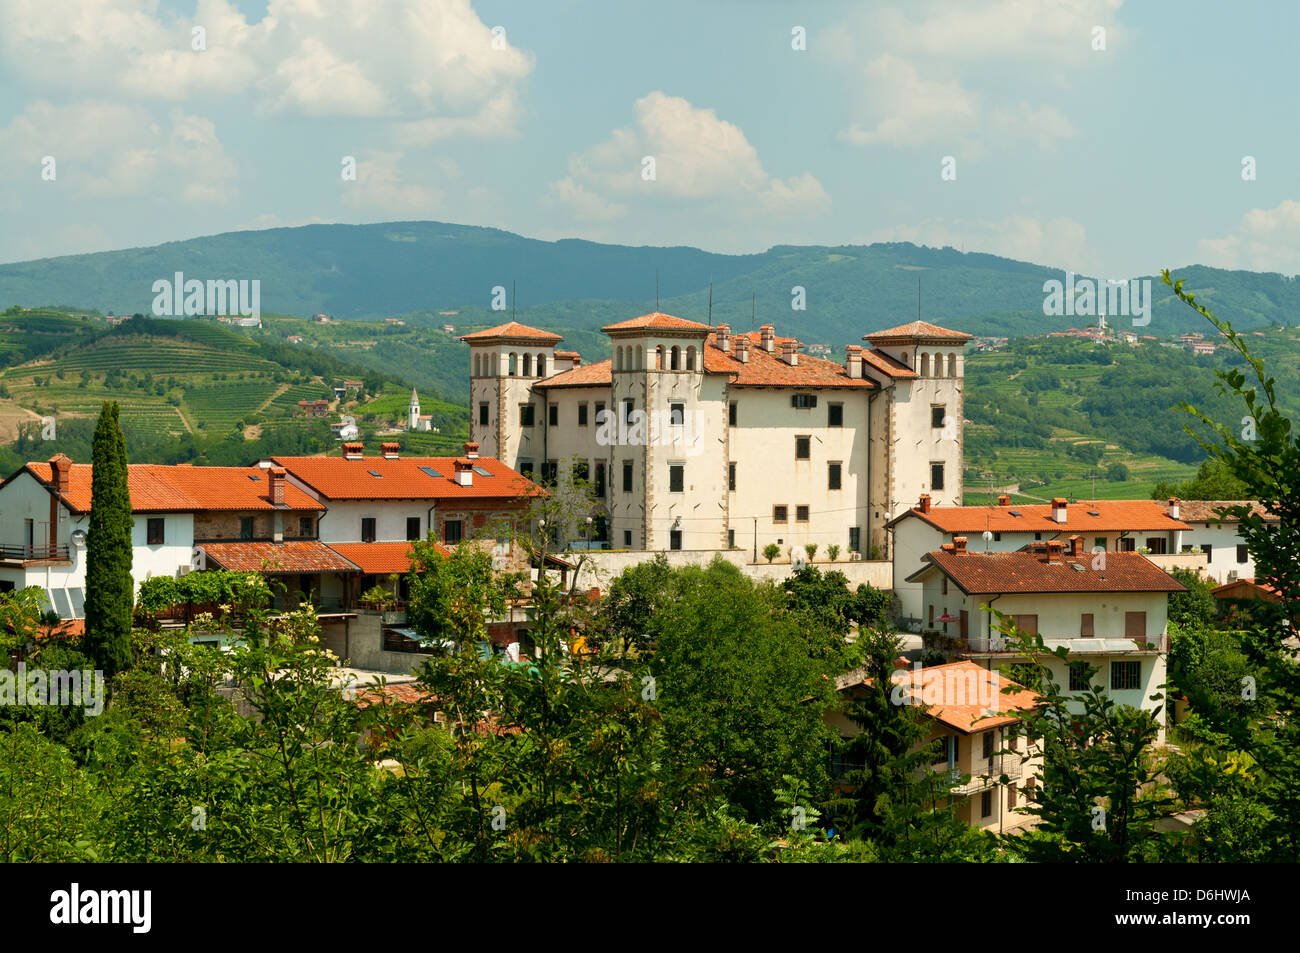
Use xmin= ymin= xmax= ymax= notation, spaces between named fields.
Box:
xmin=943 ymin=756 xmax=1024 ymax=794
xmin=957 ymin=635 xmax=1168 ymax=654
xmin=0 ymin=543 xmax=70 ymax=562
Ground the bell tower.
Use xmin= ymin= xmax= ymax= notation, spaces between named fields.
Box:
xmin=459 ymin=321 xmax=562 ymax=466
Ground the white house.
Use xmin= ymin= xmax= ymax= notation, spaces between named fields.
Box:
xmin=890 ymin=495 xmax=1192 ymax=622
xmin=0 ymin=453 xmax=325 ymax=617
xmin=1173 ymin=499 xmax=1278 ymax=584
xmin=907 ymin=537 xmax=1184 ymax=742
xmin=463 ymin=314 xmax=971 ymax=559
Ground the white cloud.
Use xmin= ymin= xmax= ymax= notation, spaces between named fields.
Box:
xmin=0 ymin=101 xmax=237 ymax=203
xmin=868 ymin=215 xmax=1093 ymax=271
xmin=558 ymin=92 xmax=828 ymax=214
xmin=340 ymin=151 xmax=445 ymax=216
xmin=1198 ymin=201 xmax=1300 ymax=275
xmin=0 ymin=0 xmax=534 ymax=130
xmin=544 ymin=177 xmax=627 ymax=222
xmin=826 ymin=0 xmax=1116 ymax=152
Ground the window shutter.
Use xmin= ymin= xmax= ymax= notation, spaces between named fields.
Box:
xmin=791 ymin=395 xmax=799 ymax=408
xmin=810 ymin=396 xmax=818 ymax=407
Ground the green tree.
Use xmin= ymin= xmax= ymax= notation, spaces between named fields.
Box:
xmin=1166 ymin=567 xmax=1217 ymax=629
xmin=1157 ymin=272 xmax=1300 ymax=859
xmin=83 ymin=402 xmax=134 ymax=677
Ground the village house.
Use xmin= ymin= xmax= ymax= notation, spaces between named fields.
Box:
xmin=462 ymin=315 xmax=971 ymax=559
xmin=829 ymin=659 xmax=1043 ymax=833
xmin=890 ymin=494 xmax=1193 ymax=623
xmin=907 ymin=538 xmax=1183 ymax=742
xmin=1173 ymin=499 xmax=1278 ymax=584
xmin=0 ymin=454 xmax=330 ymax=617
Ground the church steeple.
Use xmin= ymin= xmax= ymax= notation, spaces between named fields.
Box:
xmin=408 ymin=388 xmax=420 ymax=430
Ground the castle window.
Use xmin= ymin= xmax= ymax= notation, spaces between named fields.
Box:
xmin=948 ymin=352 xmax=957 ymax=377
xmin=920 ymin=353 xmax=930 ymax=377
xmin=519 ymin=404 xmax=535 ymax=427
xmin=622 ymin=460 xmax=633 ymax=492
xmin=686 ymin=346 xmax=696 ymax=370
xmin=795 ymin=436 xmax=811 ymax=460
xmin=828 ymin=403 xmax=843 ymax=427
xmin=931 ymin=462 xmax=945 ymax=491
xmin=508 ymin=352 xmax=517 ymax=376
xmin=828 ymin=462 xmax=842 ymax=490
xmin=669 ymin=465 xmax=684 ymax=492
xmin=522 ymin=353 xmax=532 ymax=377
xmin=669 ymin=402 xmax=685 ymax=426
xmin=595 ymin=402 xmax=606 ymax=425
xmin=474 ymin=354 xmax=481 ymax=376
xmin=931 ymin=405 xmax=945 ymax=428
xmin=655 ymin=346 xmax=664 ymax=370
xmin=729 ymin=401 xmax=737 ymax=426
xmin=548 ymin=405 xmax=558 ymax=427
xmin=623 ymin=398 xmax=635 ymax=424
xmin=728 ymin=462 xmax=736 ymax=491
xmin=537 ymin=354 xmax=546 ymax=377
xmin=773 ymin=505 xmax=788 ymax=524
xmin=578 ymin=403 xmax=589 ymax=426
xmin=796 ymin=505 xmax=809 ymax=523
xmin=479 ymin=402 xmax=489 ymax=426
xmin=670 ymin=346 xmax=680 ymax=370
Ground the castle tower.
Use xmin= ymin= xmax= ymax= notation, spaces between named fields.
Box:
xmin=601 ymin=312 xmax=722 ymax=551
xmin=860 ymin=320 xmax=972 ymax=556
xmin=459 ymin=321 xmax=562 ymax=464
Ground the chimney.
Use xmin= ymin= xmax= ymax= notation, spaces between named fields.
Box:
xmin=735 ymin=337 xmax=750 ymax=363
xmin=845 ymin=345 xmax=863 ymax=379
xmin=1051 ymin=497 xmax=1068 ymax=523
xmin=780 ymin=340 xmax=799 ymax=366
xmin=50 ymin=453 xmax=71 ymax=495
xmin=1168 ymin=497 xmax=1180 ymax=520
xmin=570 ymin=353 xmax=582 ymax=369
xmin=343 ymin=442 xmax=364 ymax=461
xmin=453 ymin=458 xmax=474 ymax=487
xmin=893 ymin=656 xmax=910 ymax=671
xmin=918 ymin=493 xmax=931 ymax=514
xmin=464 ymin=441 xmax=480 ymax=460
xmin=716 ymin=324 xmax=731 ymax=353
xmin=380 ymin=442 xmax=400 ymax=460
xmin=953 ymin=536 xmax=967 ymax=553
xmin=760 ymin=324 xmax=775 ymax=352
xmin=269 ymin=466 xmax=286 ymax=506
xmin=1046 ymin=540 xmax=1064 ymax=562
xmin=997 ymin=494 xmax=1010 ymax=507
xmin=940 ymin=542 xmax=955 ymax=553
xmin=1068 ymin=534 xmax=1083 ymax=557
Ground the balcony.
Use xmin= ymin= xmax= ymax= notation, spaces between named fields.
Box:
xmin=0 ymin=543 xmax=70 ymax=563
xmin=954 ymin=634 xmax=1168 ymax=655
xmin=943 ymin=755 xmax=1024 ymax=794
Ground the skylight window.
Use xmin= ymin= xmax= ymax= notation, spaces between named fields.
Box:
xmin=368 ymin=470 xmax=383 ymax=478
xmin=1070 ymin=564 xmax=1086 ymax=572
xmin=1088 ymin=510 xmax=1100 ymax=517
xmin=472 ymin=466 xmax=494 ymax=477
xmin=247 ymin=474 xmax=260 ymax=481
xmin=1009 ymin=510 xmax=1022 ymax=517
xmin=419 ymin=466 xmax=444 ymax=479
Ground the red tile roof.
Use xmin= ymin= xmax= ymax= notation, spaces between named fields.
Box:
xmin=601 ymin=312 xmax=713 ymax=334
xmin=860 ymin=348 xmax=919 ymax=379
xmin=909 ymin=549 xmax=1187 ymax=595
xmin=1211 ymin=577 xmax=1284 ymax=601
xmin=703 ymin=332 xmax=878 ymax=389
xmin=352 ymin=683 xmax=437 ymax=707
xmin=270 ymin=454 xmax=547 ymax=502
xmin=1176 ymin=500 xmax=1279 ymax=523
xmin=36 ymin=619 xmax=86 ymax=642
xmin=837 ymin=660 xmax=1041 ymax=732
xmin=864 ymin=320 xmax=972 ymax=343
xmin=533 ymin=358 xmax=614 ymax=389
xmin=199 ymin=540 xmax=361 ymax=574
xmin=22 ymin=462 xmax=324 ymax=514
xmin=326 ymin=541 xmax=447 ymax=574
xmin=890 ymin=499 xmax=1189 ymax=533
xmin=459 ymin=321 xmax=562 ymax=343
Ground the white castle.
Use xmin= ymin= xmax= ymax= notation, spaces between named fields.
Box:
xmin=462 ymin=313 xmax=968 ymax=558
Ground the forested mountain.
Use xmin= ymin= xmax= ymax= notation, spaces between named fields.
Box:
xmin=3 ymin=222 xmax=1299 ymax=343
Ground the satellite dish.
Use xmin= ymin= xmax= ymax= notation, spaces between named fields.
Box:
xmin=70 ymin=530 xmax=87 ymax=547
xmin=983 ymin=531 xmax=994 ymax=542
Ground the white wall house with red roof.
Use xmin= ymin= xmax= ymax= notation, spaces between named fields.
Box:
xmin=889 ymin=495 xmax=1193 ymax=622
xmin=907 ymin=540 xmax=1183 ymax=741
xmin=462 ymin=314 xmax=969 ymax=558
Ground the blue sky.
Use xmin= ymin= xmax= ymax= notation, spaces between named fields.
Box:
xmin=2 ymin=0 xmax=1298 ymax=279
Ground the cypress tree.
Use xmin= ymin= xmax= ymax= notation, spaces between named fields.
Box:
xmin=84 ymin=401 xmax=133 ymax=677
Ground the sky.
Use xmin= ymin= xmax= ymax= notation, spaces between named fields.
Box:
xmin=2 ymin=0 xmax=1298 ymax=279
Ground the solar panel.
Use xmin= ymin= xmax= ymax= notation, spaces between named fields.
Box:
xmin=419 ymin=466 xmax=444 ymax=479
